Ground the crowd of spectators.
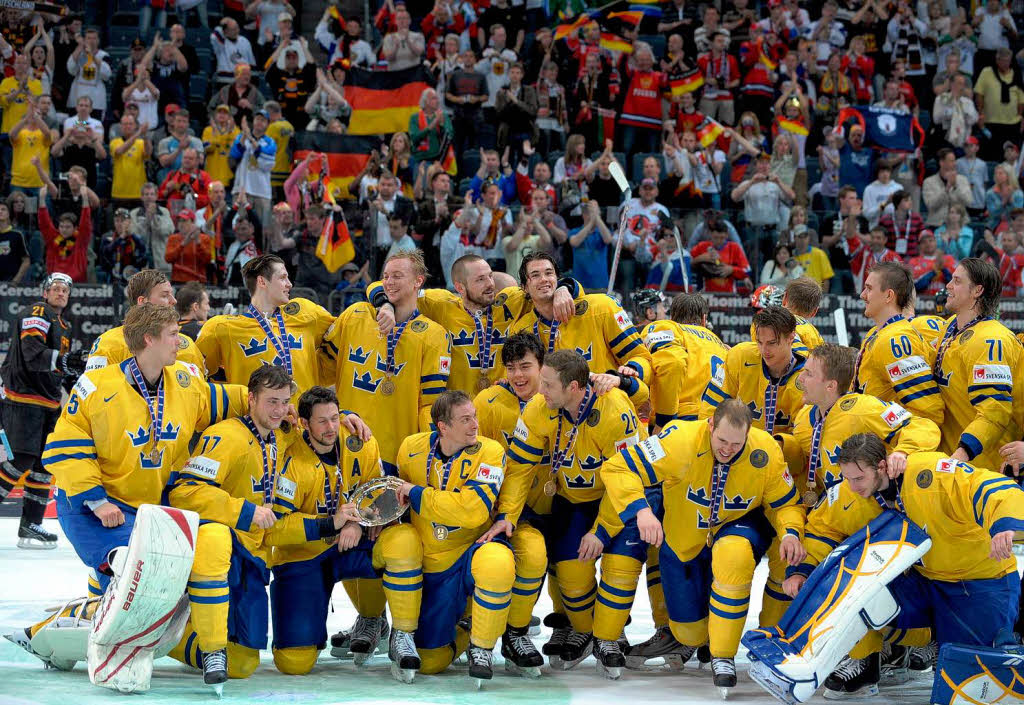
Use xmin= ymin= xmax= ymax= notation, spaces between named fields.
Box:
xmin=1 ymin=0 xmax=1024 ymax=303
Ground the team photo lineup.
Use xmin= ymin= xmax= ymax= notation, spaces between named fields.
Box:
xmin=3 ymin=0 xmax=1024 ymax=703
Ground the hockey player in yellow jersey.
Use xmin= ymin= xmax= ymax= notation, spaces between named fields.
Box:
xmin=777 ymin=343 xmax=942 ymax=499
xmin=166 ymin=365 xmax=296 ymax=690
xmin=783 ymin=435 xmax=1024 ymax=698
xmin=905 ymin=292 xmax=947 ymax=349
xmin=933 ymin=258 xmax=1024 ymax=473
xmin=393 ymin=391 xmax=513 ymax=683
xmin=85 ymin=270 xmax=206 ymax=374
xmin=511 ymin=252 xmax=653 ymax=407
xmin=371 ymin=254 xmax=578 ymax=396
xmin=264 ymin=387 xmax=424 ymax=682
xmin=855 ymin=263 xmax=943 ymax=424
xmin=196 ymin=254 xmax=335 ymax=398
xmin=500 ymin=350 xmax=649 ymax=678
xmin=472 ymin=333 xmax=551 ymax=670
xmin=638 ymin=292 xmax=728 ymax=429
xmin=322 ymin=251 xmax=452 ymax=475
xmin=746 ymin=279 xmax=825 ymax=351
xmin=600 ymin=400 xmax=805 ymax=694
xmin=703 ymin=306 xmax=807 ymax=436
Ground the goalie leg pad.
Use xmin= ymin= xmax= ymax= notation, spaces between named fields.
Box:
xmin=741 ymin=511 xmax=931 ymax=704
xmin=87 ymin=504 xmax=199 ymax=693
xmin=931 ymin=642 xmax=1024 ymax=705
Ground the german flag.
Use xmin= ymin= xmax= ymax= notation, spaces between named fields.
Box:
xmin=776 ymin=117 xmax=809 ymax=136
xmin=292 ymin=131 xmax=381 ymax=201
xmin=607 ymin=10 xmax=643 ymax=24
xmin=599 ymin=32 xmax=633 ymax=54
xmin=554 ymin=13 xmax=593 ymax=40
xmin=343 ymin=65 xmax=430 ymax=136
xmin=696 ymin=116 xmax=724 ymax=148
xmin=670 ymin=69 xmax=704 ymax=97
xmin=317 ymin=210 xmax=355 ymax=272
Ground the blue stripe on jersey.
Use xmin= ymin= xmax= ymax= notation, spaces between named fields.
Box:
xmin=421 ymin=374 xmax=447 ymax=382
xmin=769 ymin=486 xmax=797 ymax=509
xmin=42 ymin=452 xmax=98 ymax=465
xmin=43 ymin=438 xmax=95 ymax=450
xmin=208 ymin=383 xmax=218 ymax=425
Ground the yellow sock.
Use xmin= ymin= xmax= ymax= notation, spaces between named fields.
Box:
xmin=556 ymin=558 xmax=597 ymax=633
xmin=508 ymin=523 xmax=547 ymax=629
xmin=188 ymin=523 xmax=232 ymax=652
xmin=849 ymin=631 xmax=883 ymax=659
xmin=707 ymin=535 xmax=755 ymax=659
xmin=87 ymin=570 xmax=103 ymax=599
xmin=593 ymin=553 xmax=642 ymax=640
xmin=469 ymin=542 xmax=515 ymax=649
xmin=547 ymin=566 xmax=565 ymax=614
xmin=373 ymin=524 xmax=422 ymax=632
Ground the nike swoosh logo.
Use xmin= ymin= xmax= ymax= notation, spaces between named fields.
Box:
xmin=103 ymin=394 xmax=117 ymax=402
xmin=744 ymin=361 xmax=758 ymax=367
xmin=625 ymin=540 xmax=640 ymax=546
xmin=408 ymin=452 xmax=423 ymax=458
xmin=487 ymin=395 xmax=500 ymax=404
xmin=843 ymin=502 xmax=854 ymax=511
xmin=697 ymin=450 xmax=709 ymax=457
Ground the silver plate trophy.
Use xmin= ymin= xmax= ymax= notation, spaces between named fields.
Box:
xmin=349 ymin=476 xmax=409 ymax=527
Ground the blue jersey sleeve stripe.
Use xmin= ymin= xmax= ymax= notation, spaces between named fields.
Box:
xmin=768 ymin=485 xmax=797 ymax=508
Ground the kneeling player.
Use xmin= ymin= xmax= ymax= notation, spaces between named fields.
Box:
xmin=601 ymin=400 xmax=805 ymax=695
xmin=166 ymin=365 xmax=296 ymax=693
xmin=265 ymin=387 xmax=423 ymax=681
xmin=395 ymin=391 xmax=514 ymax=684
xmin=781 ymin=434 xmax=1024 ymax=699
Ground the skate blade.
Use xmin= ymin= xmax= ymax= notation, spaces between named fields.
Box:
xmin=596 ymin=661 xmax=622 ymax=680
xmin=823 ymin=684 xmax=879 ymax=700
xmin=719 ymin=687 xmax=730 ymax=700
xmin=352 ymin=650 xmax=375 ymax=667
xmin=209 ymin=682 xmax=224 ymax=698
xmin=528 ymin=625 xmax=541 ymax=637
xmin=881 ymin=668 xmax=911 ymax=686
xmin=505 ymin=661 xmax=541 ymax=679
xmin=330 ymin=647 xmax=355 ymax=660
xmin=476 ymin=678 xmax=484 ymax=690
xmin=17 ymin=538 xmax=57 ymax=550
xmin=624 ymin=653 xmax=685 ymax=671
xmin=557 ymin=655 xmax=588 ymax=671
xmin=390 ymin=662 xmax=415 ymax=684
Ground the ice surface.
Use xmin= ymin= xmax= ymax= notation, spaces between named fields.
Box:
xmin=0 ymin=517 xmax=940 ymax=704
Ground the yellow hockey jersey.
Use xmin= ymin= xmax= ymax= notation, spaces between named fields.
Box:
xmin=511 ymin=294 xmax=653 ymax=405
xmin=43 ymin=361 xmax=248 ymax=512
xmin=748 ymin=315 xmax=824 ymax=351
xmin=265 ymin=432 xmax=384 ymax=566
xmin=321 ymin=303 xmax=451 ymax=473
xmin=641 ymin=320 xmax=728 ymax=426
xmin=601 ymin=420 xmax=804 ymax=563
xmin=474 ymin=382 xmax=553 ymax=516
xmin=853 ymin=316 xmax=942 ymax=424
xmin=799 ymin=453 xmax=1024 ymax=582
xmin=502 ymin=388 xmax=645 ymax=540
xmin=778 ymin=393 xmax=942 ymax=495
xmin=85 ymin=325 xmax=206 ymax=374
xmin=398 ymin=431 xmax=506 ymax=573
xmin=910 ymin=314 xmax=947 ymax=348
xmin=701 ymin=342 xmax=807 ymax=436
xmin=934 ymin=317 xmax=1024 ymax=472
xmin=168 ymin=416 xmax=293 ymax=567
xmin=196 ymin=298 xmax=334 ymax=395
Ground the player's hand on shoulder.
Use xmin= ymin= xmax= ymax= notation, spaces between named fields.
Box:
xmin=782 ymin=574 xmax=806 ymax=598
xmin=885 ymin=451 xmax=907 ymax=479
xmin=93 ymin=501 xmax=125 ymax=528
xmin=589 ymin=372 xmax=619 ymax=395
xmin=341 ymin=413 xmax=372 ymax=442
xmin=552 ymin=286 xmax=575 ymax=323
xmin=376 ymin=302 xmax=396 ymax=335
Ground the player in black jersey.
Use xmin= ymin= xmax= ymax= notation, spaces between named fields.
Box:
xmin=0 ymin=273 xmax=86 ymax=548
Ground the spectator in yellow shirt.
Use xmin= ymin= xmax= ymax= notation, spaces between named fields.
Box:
xmin=791 ymin=225 xmax=834 ymax=288
xmin=110 ymin=113 xmax=152 ymax=208
xmin=202 ymin=104 xmax=240 ymax=189
xmin=264 ymin=100 xmax=294 ymax=193
xmin=9 ymin=104 xmax=51 ymax=193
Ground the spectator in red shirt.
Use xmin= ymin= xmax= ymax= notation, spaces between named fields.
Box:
xmin=877 ymin=189 xmax=924 ymax=259
xmin=164 ymin=209 xmax=213 ymax=283
xmin=36 ymin=185 xmax=93 ymax=283
xmin=841 ymin=36 xmax=875 ymax=104
xmin=696 ymin=31 xmax=740 ymax=126
xmin=691 ymin=218 xmax=752 ymax=292
xmin=158 ymin=147 xmax=213 ymax=210
xmin=909 ymin=230 xmax=957 ymax=295
xmin=851 ymin=225 xmax=903 ymax=291
xmin=421 ymin=2 xmax=465 ymax=62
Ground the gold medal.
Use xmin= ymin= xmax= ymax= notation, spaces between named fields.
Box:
xmin=477 ymin=375 xmax=490 ymax=392
xmin=706 ymin=531 xmax=714 ymax=548
xmin=381 ymin=378 xmax=395 ymax=396
xmin=543 ymin=480 xmax=557 ymax=497
xmin=433 ymin=525 xmax=449 ymax=541
xmin=147 ymin=446 xmax=161 ymax=463
xmin=802 ymin=490 xmax=818 ymax=507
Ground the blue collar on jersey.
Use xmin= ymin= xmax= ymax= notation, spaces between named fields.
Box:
xmin=761 ymin=350 xmax=806 ymax=385
xmin=809 ymin=392 xmax=855 ymax=427
xmin=559 ymin=385 xmax=597 ymax=424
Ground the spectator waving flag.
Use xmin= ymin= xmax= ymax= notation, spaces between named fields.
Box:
xmin=696 ymin=116 xmax=725 ymax=148
xmin=316 ymin=208 xmax=355 ymax=272
xmin=343 ymin=65 xmax=431 ymax=136
xmin=670 ymin=68 xmax=704 ymax=97
xmin=837 ymin=106 xmax=925 ymax=152
xmin=292 ymin=132 xmax=381 ymax=201
xmin=599 ymin=33 xmax=634 ymax=54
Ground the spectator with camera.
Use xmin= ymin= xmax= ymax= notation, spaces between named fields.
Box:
xmin=691 ymin=218 xmax=752 ymax=293
xmin=100 ymin=207 xmax=147 ymax=284
xmin=761 ymin=242 xmax=804 ymax=287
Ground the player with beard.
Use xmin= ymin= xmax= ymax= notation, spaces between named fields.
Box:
xmin=368 ymin=254 xmax=578 ymax=396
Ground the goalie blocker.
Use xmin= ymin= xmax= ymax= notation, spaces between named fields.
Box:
xmin=741 ymin=511 xmax=931 ymax=705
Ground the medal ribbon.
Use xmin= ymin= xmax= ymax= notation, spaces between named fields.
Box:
xmin=498 ymin=380 xmax=527 ymax=412
xmin=386 ymin=310 xmax=420 ymax=377
xmin=550 ymin=385 xmax=594 ymax=482
xmin=807 ymin=397 xmax=842 ymax=489
xmin=248 ymin=304 xmax=292 ymax=374
xmin=853 ymin=315 xmax=904 ymax=392
xmin=934 ymin=315 xmax=986 ymax=380
xmin=763 ymin=354 xmax=798 ymax=436
xmin=534 ymin=316 xmax=560 ymax=354
xmin=468 ymin=306 xmax=495 ymax=374
xmin=707 ymin=460 xmax=732 ymax=532
xmin=309 ymin=432 xmax=344 ymax=516
xmin=127 ymin=358 xmax=165 ymax=455
xmin=425 ymin=438 xmax=459 ymax=490
xmin=873 ymin=477 xmax=906 ymax=515
xmin=242 ymin=415 xmax=278 ymax=506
